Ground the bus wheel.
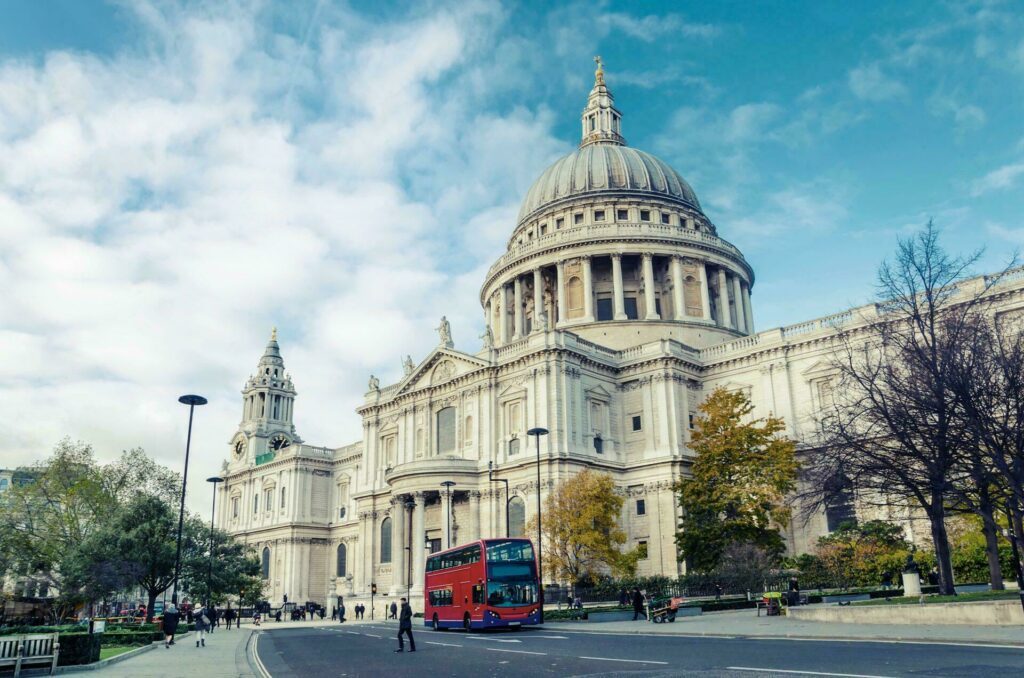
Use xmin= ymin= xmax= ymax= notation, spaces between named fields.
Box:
xmin=432 ymin=614 xmax=440 ymax=631
xmin=463 ymin=613 xmax=471 ymax=632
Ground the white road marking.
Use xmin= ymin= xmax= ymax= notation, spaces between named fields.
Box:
xmin=250 ymin=632 xmax=272 ymax=678
xmin=751 ymin=637 xmax=1024 ymax=650
xmin=486 ymin=648 xmax=547 ymax=656
xmin=578 ymin=656 xmax=669 ymax=665
xmin=533 ymin=635 xmax=568 ymax=639
xmin=728 ymin=668 xmax=896 ymax=678
xmin=345 ymin=632 xmax=360 ymax=635
xmin=465 ymin=636 xmax=521 ymax=643
xmin=426 ymin=641 xmax=463 ymax=648
xmin=363 ymin=634 xmax=382 ymax=638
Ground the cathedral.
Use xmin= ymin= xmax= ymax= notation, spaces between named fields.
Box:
xmin=216 ymin=61 xmax=1024 ymax=610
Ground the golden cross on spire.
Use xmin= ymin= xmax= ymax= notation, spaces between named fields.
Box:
xmin=594 ymin=55 xmax=605 ymax=85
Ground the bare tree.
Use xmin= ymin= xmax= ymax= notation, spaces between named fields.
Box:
xmin=805 ymin=223 xmax=996 ymax=595
xmin=950 ymin=303 xmax=1024 ymax=587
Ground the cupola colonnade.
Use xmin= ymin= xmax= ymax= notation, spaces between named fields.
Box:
xmin=485 ymin=252 xmax=753 ymax=345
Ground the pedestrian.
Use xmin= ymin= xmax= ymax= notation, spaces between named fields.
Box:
xmin=715 ymin=582 xmax=723 ymax=601
xmin=339 ymin=600 xmax=346 ymax=623
xmin=394 ymin=597 xmax=415 ymax=653
xmin=618 ymin=588 xmax=628 ymax=608
xmin=208 ymin=606 xmax=218 ymax=633
xmin=194 ymin=605 xmax=211 ymax=648
xmin=253 ymin=610 xmax=261 ymax=627
xmin=881 ymin=570 xmax=893 ymax=590
xmin=163 ymin=603 xmax=180 ymax=648
xmin=275 ymin=610 xmax=282 ymax=622
xmin=390 ymin=601 xmax=398 ymax=620
xmin=224 ymin=606 xmax=235 ymax=630
xmin=631 ymin=588 xmax=645 ymax=621
xmin=332 ymin=606 xmax=337 ymax=621
xmin=319 ymin=607 xmax=325 ymax=620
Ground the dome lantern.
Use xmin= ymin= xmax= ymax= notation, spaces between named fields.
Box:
xmin=580 ymin=56 xmax=625 ymax=148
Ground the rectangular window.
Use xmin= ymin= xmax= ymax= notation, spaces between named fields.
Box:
xmin=624 ymin=297 xmax=639 ymax=320
xmin=265 ymin=489 xmax=273 ymax=512
xmin=640 ymin=209 xmax=650 ymax=221
xmin=596 ymin=297 xmax=613 ymax=321
xmin=253 ymin=495 xmax=258 ymax=514
xmin=540 ymin=224 xmax=547 ymax=235
xmin=594 ymin=209 xmax=605 ymax=222
xmin=593 ymin=436 xmax=603 ymax=454
xmin=688 ymin=413 xmax=695 ymax=429
xmin=428 ymin=588 xmax=454 ymax=607
xmin=631 ymin=415 xmax=642 ymax=432
xmin=636 ymin=499 xmax=646 ymax=515
xmin=617 ymin=209 xmax=628 ymax=221
xmin=281 ymin=487 xmax=286 ymax=508
xmin=661 ymin=213 xmax=671 ymax=224
xmin=232 ymin=497 xmax=239 ymax=519
xmin=338 ymin=507 xmax=346 ymax=519
xmin=556 ymin=218 xmax=564 ymax=229
xmin=473 ymin=584 xmax=485 ymax=604
xmin=428 ymin=538 xmax=442 ymax=554
xmin=638 ymin=541 xmax=648 ymax=559
xmin=509 ymin=438 xmax=520 ymax=455
xmin=574 ymin=213 xmax=583 ymax=225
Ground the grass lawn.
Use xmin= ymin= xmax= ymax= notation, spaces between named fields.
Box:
xmin=99 ymin=646 xmax=138 ymax=660
xmin=854 ymin=589 xmax=1020 ymax=606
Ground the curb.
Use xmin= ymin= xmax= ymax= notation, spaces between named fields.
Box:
xmin=547 ymin=625 xmax=1024 ymax=648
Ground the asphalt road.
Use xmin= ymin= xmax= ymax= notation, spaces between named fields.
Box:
xmin=253 ymin=622 xmax=1024 ymax=677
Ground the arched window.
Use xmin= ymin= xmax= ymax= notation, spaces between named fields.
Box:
xmin=508 ymin=497 xmax=526 ymax=538
xmin=824 ymin=475 xmax=857 ymax=532
xmin=684 ymin=275 xmax=702 ymax=316
xmin=261 ymin=547 xmax=271 ymax=579
xmin=336 ymin=543 xmax=347 ymax=577
xmin=380 ymin=517 xmax=392 ymax=563
xmin=566 ymin=276 xmax=584 ymax=319
xmin=463 ymin=415 xmax=473 ymax=447
xmin=436 ymin=407 xmax=456 ymax=455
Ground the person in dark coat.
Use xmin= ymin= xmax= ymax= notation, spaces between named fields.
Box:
xmin=394 ymin=597 xmax=415 ymax=652
xmin=618 ymin=588 xmax=629 ymax=608
xmin=208 ymin=606 xmax=218 ymax=632
xmin=163 ymin=603 xmax=180 ymax=648
xmin=224 ymin=607 xmax=236 ymax=630
xmin=631 ymin=588 xmax=646 ymax=621
xmin=390 ymin=601 xmax=398 ymax=620
xmin=339 ymin=600 xmax=346 ymax=623
xmin=194 ymin=605 xmax=212 ymax=648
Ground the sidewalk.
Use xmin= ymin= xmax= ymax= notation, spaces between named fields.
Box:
xmin=548 ymin=608 xmax=1024 ymax=646
xmin=62 ymin=627 xmax=260 ymax=677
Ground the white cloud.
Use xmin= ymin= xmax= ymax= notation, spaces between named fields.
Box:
xmin=0 ymin=0 xmax=567 ymax=514
xmin=928 ymin=92 xmax=986 ymax=131
xmin=970 ymin=161 xmax=1024 ymax=196
xmin=848 ymin=63 xmax=908 ymax=101
xmin=601 ymin=12 xmax=720 ymax=41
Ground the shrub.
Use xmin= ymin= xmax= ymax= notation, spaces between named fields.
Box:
xmin=57 ymin=633 xmax=101 ymax=666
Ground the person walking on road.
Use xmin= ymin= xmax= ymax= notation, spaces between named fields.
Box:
xmin=223 ymin=606 xmax=235 ymax=630
xmin=163 ymin=603 xmax=180 ymax=648
xmin=194 ymin=605 xmax=211 ymax=648
xmin=339 ymin=600 xmax=346 ymax=623
xmin=390 ymin=601 xmax=398 ymax=620
xmin=394 ymin=598 xmax=415 ymax=653
xmin=632 ymin=588 xmax=646 ymax=621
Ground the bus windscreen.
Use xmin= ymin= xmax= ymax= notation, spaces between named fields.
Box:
xmin=484 ymin=540 xmax=538 ymax=607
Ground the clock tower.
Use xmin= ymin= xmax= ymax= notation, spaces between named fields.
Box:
xmin=230 ymin=327 xmax=302 ymax=465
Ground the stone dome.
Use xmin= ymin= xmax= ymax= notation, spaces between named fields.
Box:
xmin=517 ymin=144 xmax=702 ymax=225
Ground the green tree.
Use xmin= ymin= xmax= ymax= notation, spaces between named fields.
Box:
xmin=528 ymin=469 xmax=637 ymax=583
xmin=180 ymin=521 xmax=262 ymax=607
xmin=675 ymin=387 xmax=798 ymax=572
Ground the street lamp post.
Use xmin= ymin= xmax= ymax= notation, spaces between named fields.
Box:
xmin=527 ymin=427 xmax=549 ymax=623
xmin=404 ymin=497 xmax=416 ymax=600
xmin=206 ymin=476 xmax=224 ymax=609
xmin=488 ymin=461 xmax=510 ymax=538
xmin=172 ymin=394 xmax=207 ymax=606
xmin=439 ymin=481 xmax=456 ymax=549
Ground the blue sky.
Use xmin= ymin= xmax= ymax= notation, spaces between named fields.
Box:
xmin=1 ymin=0 xmax=1021 ymax=511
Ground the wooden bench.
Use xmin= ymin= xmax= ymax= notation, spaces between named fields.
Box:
xmin=0 ymin=633 xmax=60 ymax=676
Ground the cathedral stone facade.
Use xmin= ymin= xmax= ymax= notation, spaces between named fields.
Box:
xmin=216 ymin=62 xmax=1024 ymax=610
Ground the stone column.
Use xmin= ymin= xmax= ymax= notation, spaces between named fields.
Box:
xmin=469 ymin=491 xmax=481 ymax=541
xmin=671 ymin=256 xmax=685 ymax=320
xmin=733 ymin=275 xmax=747 ymax=333
xmin=717 ymin=268 xmax=731 ymax=328
xmin=499 ymin=285 xmax=509 ymax=345
xmin=642 ymin=253 xmax=660 ymax=320
xmin=611 ymin=253 xmax=627 ymax=320
xmin=742 ymin=282 xmax=754 ymax=333
xmin=513 ymin=276 xmax=524 ymax=339
xmin=582 ymin=256 xmax=595 ymax=322
xmin=533 ymin=268 xmax=544 ymax=331
xmin=698 ymin=262 xmax=712 ymax=321
xmin=555 ymin=260 xmax=566 ymax=327
xmin=391 ymin=501 xmax=405 ymax=595
xmin=411 ymin=493 xmax=426 ymax=594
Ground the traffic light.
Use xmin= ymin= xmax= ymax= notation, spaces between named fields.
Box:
xmin=371 ymin=583 xmax=377 ymax=595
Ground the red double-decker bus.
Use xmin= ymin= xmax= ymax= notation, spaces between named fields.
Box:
xmin=424 ymin=538 xmax=541 ymax=631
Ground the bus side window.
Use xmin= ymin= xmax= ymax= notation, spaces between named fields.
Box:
xmin=472 ymin=584 xmax=484 ymax=604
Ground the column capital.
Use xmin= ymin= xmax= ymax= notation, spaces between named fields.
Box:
xmin=610 ymin=252 xmax=622 ymax=261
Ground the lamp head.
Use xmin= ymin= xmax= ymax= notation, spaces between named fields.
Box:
xmin=527 ymin=427 xmax=549 ymax=437
xmin=207 ymin=476 xmax=224 ymax=484
xmin=178 ymin=394 xmax=208 ymax=406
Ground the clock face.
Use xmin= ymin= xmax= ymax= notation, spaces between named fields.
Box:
xmin=270 ymin=434 xmax=291 ymax=451
xmin=234 ymin=439 xmax=245 ymax=457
